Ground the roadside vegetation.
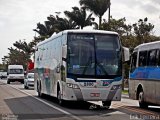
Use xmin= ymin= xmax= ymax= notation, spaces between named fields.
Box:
xmin=1 ymin=0 xmax=159 ymax=83
xmin=122 ymin=89 xmax=128 ymax=95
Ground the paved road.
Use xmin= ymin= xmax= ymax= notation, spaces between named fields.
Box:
xmin=0 ymin=79 xmax=160 ymax=120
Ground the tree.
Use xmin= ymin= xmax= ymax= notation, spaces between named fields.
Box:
xmin=45 ymin=15 xmax=78 ymax=33
xmin=132 ymin=17 xmax=154 ymax=44
xmin=0 ymin=63 xmax=7 ymax=71
xmin=2 ymin=47 xmax=29 ymax=70
xmin=79 ymin=0 xmax=110 ymax=29
xmin=2 ymin=40 xmax=36 ymax=70
xmin=101 ymin=17 xmax=133 ymax=48
xmin=33 ymin=22 xmax=50 ymax=38
xmin=33 ymin=18 xmax=55 ymax=42
xmin=101 ymin=17 xmax=131 ymax=35
xmin=13 ymin=40 xmax=35 ymax=55
xmin=64 ymin=7 xmax=95 ymax=29
xmin=51 ymin=15 xmax=79 ymax=32
xmin=33 ymin=14 xmax=80 ymax=41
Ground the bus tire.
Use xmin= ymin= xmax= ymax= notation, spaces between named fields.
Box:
xmin=24 ymin=85 xmax=28 ymax=89
xmin=7 ymin=80 xmax=10 ymax=84
xmin=139 ymin=91 xmax=148 ymax=108
xmin=102 ymin=101 xmax=111 ymax=109
xmin=57 ymin=90 xmax=64 ymax=106
xmin=21 ymin=80 xmax=24 ymax=84
xmin=37 ymin=82 xmax=43 ymax=97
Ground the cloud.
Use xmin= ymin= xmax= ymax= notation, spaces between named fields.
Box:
xmin=0 ymin=0 xmax=160 ymax=63
xmin=113 ymin=0 xmax=159 ymax=15
xmin=138 ymin=1 xmax=160 ymax=14
xmin=112 ymin=0 xmax=143 ymax=8
xmin=141 ymin=4 xmax=159 ymax=14
xmin=0 ymin=0 xmax=80 ymax=63
xmin=153 ymin=0 xmax=160 ymax=4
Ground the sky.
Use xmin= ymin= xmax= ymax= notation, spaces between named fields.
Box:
xmin=0 ymin=0 xmax=160 ymax=63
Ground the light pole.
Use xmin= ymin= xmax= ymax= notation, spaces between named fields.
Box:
xmin=108 ymin=0 xmax=111 ymax=29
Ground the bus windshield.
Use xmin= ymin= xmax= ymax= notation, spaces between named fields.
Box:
xmin=9 ymin=69 xmax=23 ymax=74
xmin=67 ymin=33 xmax=122 ymax=78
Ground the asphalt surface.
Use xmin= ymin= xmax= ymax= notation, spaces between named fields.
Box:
xmin=0 ymin=79 xmax=160 ymax=120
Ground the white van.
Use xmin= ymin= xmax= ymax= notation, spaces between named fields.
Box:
xmin=7 ymin=65 xmax=24 ymax=84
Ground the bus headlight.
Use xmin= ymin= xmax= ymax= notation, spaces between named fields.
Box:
xmin=111 ymin=85 xmax=121 ymax=90
xmin=72 ymin=84 xmax=79 ymax=89
xmin=67 ymin=83 xmax=79 ymax=89
xmin=67 ymin=83 xmax=73 ymax=88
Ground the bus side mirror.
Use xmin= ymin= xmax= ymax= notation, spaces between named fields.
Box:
xmin=62 ymin=45 xmax=67 ymax=61
xmin=123 ymin=47 xmax=130 ymax=62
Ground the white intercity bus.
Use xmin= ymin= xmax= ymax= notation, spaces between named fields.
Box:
xmin=129 ymin=41 xmax=160 ymax=108
xmin=34 ymin=30 xmax=129 ymax=107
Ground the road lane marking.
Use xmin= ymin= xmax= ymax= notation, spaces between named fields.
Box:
xmin=112 ymin=103 xmax=159 ymax=116
xmin=4 ymin=83 xmax=82 ymax=120
xmin=2 ymin=81 xmax=159 ymax=118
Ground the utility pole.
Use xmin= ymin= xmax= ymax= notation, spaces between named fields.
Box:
xmin=108 ymin=0 xmax=111 ymax=29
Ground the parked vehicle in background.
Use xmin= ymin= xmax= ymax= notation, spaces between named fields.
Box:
xmin=34 ymin=29 xmax=129 ymax=107
xmin=24 ymin=72 xmax=34 ymax=89
xmin=129 ymin=41 xmax=160 ymax=108
xmin=0 ymin=71 xmax=7 ymax=79
xmin=7 ymin=65 xmax=24 ymax=84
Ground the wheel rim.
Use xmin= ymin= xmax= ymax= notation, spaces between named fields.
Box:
xmin=38 ymin=83 xmax=41 ymax=96
xmin=58 ymin=91 xmax=62 ymax=104
xmin=139 ymin=92 xmax=143 ymax=103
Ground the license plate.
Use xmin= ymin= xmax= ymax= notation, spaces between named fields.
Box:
xmin=90 ymin=93 xmax=100 ymax=97
xmin=84 ymin=82 xmax=94 ymax=87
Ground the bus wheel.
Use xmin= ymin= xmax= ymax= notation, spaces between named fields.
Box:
xmin=139 ymin=91 xmax=148 ymax=108
xmin=57 ymin=90 xmax=64 ymax=106
xmin=7 ymin=80 xmax=10 ymax=84
xmin=37 ymin=82 xmax=43 ymax=97
xmin=102 ymin=101 xmax=111 ymax=109
xmin=21 ymin=80 xmax=24 ymax=84
xmin=24 ymin=84 xmax=28 ymax=89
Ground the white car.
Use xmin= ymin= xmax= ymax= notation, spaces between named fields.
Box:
xmin=24 ymin=73 xmax=34 ymax=89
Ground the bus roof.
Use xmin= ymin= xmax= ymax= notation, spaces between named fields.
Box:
xmin=8 ymin=65 xmax=23 ymax=69
xmin=62 ymin=29 xmax=118 ymax=35
xmin=134 ymin=40 xmax=160 ymax=52
xmin=37 ymin=29 xmax=118 ymax=47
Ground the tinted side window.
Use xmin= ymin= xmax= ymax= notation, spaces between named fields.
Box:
xmin=156 ymin=49 xmax=160 ymax=66
xmin=148 ymin=50 xmax=156 ymax=66
xmin=130 ymin=52 xmax=137 ymax=72
xmin=139 ymin=51 xmax=147 ymax=66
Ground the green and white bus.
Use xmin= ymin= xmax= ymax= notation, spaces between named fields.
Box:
xmin=34 ymin=30 xmax=129 ymax=107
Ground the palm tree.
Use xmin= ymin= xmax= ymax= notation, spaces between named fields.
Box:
xmin=49 ymin=15 xmax=79 ymax=32
xmin=79 ymin=0 xmax=110 ymax=29
xmin=33 ymin=22 xmax=49 ymax=36
xmin=33 ymin=16 xmax=57 ymax=41
xmin=13 ymin=40 xmax=35 ymax=55
xmin=46 ymin=15 xmax=60 ymax=34
xmin=64 ymin=7 xmax=95 ymax=29
xmin=5 ymin=47 xmax=28 ymax=68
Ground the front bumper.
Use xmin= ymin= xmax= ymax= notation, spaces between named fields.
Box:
xmin=63 ymin=86 xmax=121 ymax=101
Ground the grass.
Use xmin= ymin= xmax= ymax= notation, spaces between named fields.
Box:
xmin=122 ymin=89 xmax=128 ymax=94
